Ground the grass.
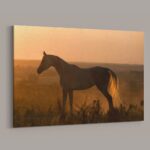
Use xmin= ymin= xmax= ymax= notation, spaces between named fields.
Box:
xmin=13 ymin=99 xmax=144 ymax=127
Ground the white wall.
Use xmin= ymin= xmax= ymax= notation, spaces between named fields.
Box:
xmin=0 ymin=0 xmax=149 ymax=150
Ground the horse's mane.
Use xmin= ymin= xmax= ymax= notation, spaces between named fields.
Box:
xmin=49 ymin=55 xmax=70 ymax=66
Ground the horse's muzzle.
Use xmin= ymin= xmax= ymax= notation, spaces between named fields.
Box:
xmin=37 ymin=68 xmax=41 ymax=74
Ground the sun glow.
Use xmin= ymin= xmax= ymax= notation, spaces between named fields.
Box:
xmin=14 ymin=25 xmax=144 ymax=64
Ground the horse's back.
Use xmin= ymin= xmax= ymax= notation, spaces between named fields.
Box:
xmin=62 ymin=64 xmax=95 ymax=90
xmin=61 ymin=63 xmax=112 ymax=90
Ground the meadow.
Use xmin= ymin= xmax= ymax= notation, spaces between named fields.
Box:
xmin=14 ymin=60 xmax=144 ymax=127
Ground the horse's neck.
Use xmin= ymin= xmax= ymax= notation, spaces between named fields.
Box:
xmin=52 ymin=57 xmax=68 ymax=77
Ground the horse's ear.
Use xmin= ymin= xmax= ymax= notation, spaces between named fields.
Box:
xmin=43 ymin=51 xmax=47 ymax=56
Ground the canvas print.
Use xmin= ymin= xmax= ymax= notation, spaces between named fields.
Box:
xmin=13 ymin=25 xmax=144 ymax=127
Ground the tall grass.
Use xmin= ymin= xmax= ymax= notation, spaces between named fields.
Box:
xmin=13 ymin=99 xmax=143 ymax=127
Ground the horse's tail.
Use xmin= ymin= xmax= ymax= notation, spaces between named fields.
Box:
xmin=108 ymin=70 xmax=122 ymax=108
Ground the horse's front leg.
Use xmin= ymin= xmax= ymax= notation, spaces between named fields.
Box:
xmin=62 ymin=88 xmax=67 ymax=115
xmin=69 ymin=90 xmax=73 ymax=115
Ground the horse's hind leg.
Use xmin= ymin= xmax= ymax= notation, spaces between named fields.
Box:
xmin=69 ymin=90 xmax=73 ymax=115
xmin=62 ymin=89 xmax=67 ymax=115
xmin=96 ymin=85 xmax=114 ymax=112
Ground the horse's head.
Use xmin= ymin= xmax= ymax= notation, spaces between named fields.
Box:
xmin=37 ymin=51 xmax=53 ymax=74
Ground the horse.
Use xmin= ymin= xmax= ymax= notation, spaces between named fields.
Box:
xmin=37 ymin=51 xmax=120 ymax=114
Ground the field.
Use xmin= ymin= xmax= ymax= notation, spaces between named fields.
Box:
xmin=14 ymin=60 xmax=144 ymax=127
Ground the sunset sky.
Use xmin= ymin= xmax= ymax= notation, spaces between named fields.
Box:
xmin=14 ymin=25 xmax=144 ymax=64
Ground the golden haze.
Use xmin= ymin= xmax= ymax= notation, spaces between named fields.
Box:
xmin=14 ymin=26 xmax=144 ymax=65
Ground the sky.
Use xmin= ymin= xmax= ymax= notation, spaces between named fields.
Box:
xmin=14 ymin=25 xmax=144 ymax=64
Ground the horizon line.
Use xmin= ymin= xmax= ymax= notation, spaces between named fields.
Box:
xmin=14 ymin=59 xmax=144 ymax=66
